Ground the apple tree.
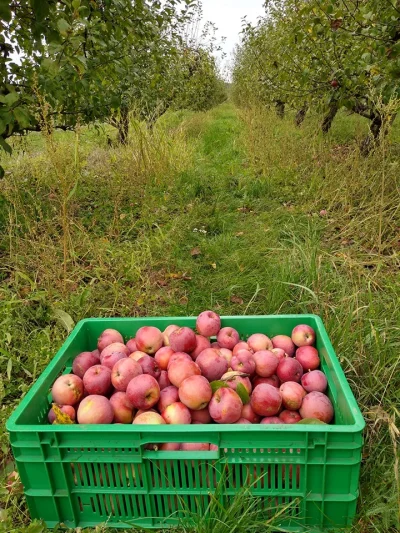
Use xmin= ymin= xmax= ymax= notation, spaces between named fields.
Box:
xmin=0 ymin=0 xmax=197 ymax=172
xmin=233 ymin=0 xmax=400 ymax=151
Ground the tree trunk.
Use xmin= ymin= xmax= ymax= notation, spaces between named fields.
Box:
xmin=117 ymin=106 xmax=129 ymax=144
xmin=275 ymin=100 xmax=285 ymax=119
xmin=295 ymin=104 xmax=308 ymax=126
xmin=360 ymin=114 xmax=382 ymax=156
xmin=321 ymin=103 xmax=339 ymax=133
xmin=359 ymin=112 xmax=397 ymax=156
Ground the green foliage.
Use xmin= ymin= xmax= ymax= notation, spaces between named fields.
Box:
xmin=129 ymin=12 xmax=227 ymax=122
xmin=0 ymin=1 xmax=199 ymax=165
xmin=0 ymin=0 xmax=226 ymax=164
xmin=173 ymin=48 xmax=227 ymax=112
xmin=233 ymin=0 xmax=400 ymax=136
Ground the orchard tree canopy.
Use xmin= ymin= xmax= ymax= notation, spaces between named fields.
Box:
xmin=128 ymin=14 xmax=227 ymax=125
xmin=233 ymin=0 xmax=400 ymax=149
xmin=0 ymin=0 xmax=198 ymax=173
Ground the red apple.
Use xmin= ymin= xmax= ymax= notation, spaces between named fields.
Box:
xmin=241 ymin=403 xmax=261 ymax=423
xmin=137 ymin=355 xmax=161 ymax=379
xmin=133 ymin=412 xmax=165 ymax=424
xmin=279 ymin=381 xmax=306 ymax=410
xmin=190 ymin=407 xmax=212 ymax=424
xmin=233 ymin=341 xmax=252 ymax=355
xmin=169 ymin=327 xmax=197 ymax=353
xmin=129 ymin=350 xmax=148 ymax=361
xmin=48 ymin=405 xmax=76 ymax=424
xmin=221 ymin=372 xmax=252 ymax=395
xmin=217 ymin=327 xmax=240 ymax=350
xmin=101 ymin=351 xmax=127 ymax=370
xmin=77 ymin=395 xmax=114 ymax=424
xmin=181 ymin=442 xmax=210 ymax=451
xmin=100 ymin=342 xmax=129 ymax=359
xmin=135 ymin=326 xmax=163 ymax=354
xmin=158 ymin=370 xmax=171 ymax=390
xmin=301 ymin=370 xmax=327 ymax=393
xmin=247 ymin=333 xmax=273 ymax=352
xmin=291 ymin=325 xmax=316 ymax=347
xmin=261 ymin=416 xmax=282 ymax=424
xmin=271 ymin=335 xmax=296 ymax=357
xmin=126 ymin=338 xmax=137 ymax=353
xmin=159 ymin=442 xmax=181 ymax=451
xmin=97 ymin=329 xmax=124 ymax=352
xmin=277 ymin=357 xmax=303 ymax=383
xmin=196 ymin=310 xmax=221 ymax=337
xmin=168 ymin=359 xmax=201 ymax=387
xmin=134 ymin=408 xmax=156 ymax=419
xmin=110 ymin=392 xmax=135 ymax=423
xmin=167 ymin=352 xmax=192 ymax=368
xmin=295 ymin=346 xmax=320 ymax=371
xmin=252 ymin=350 xmax=279 ymax=377
xmin=210 ymin=342 xmax=220 ymax=348
xmin=279 ymin=410 xmax=302 ymax=424
xmin=162 ymin=324 xmax=180 ymax=346
xmin=236 ymin=418 xmax=251 ymax=424
xmin=209 ymin=388 xmax=242 ymax=424
xmin=218 ymin=348 xmax=233 ymax=365
xmin=155 ymin=346 xmax=175 ymax=370
xmin=299 ymin=391 xmax=333 ymax=423
xmin=157 ymin=385 xmax=179 ymax=413
xmin=196 ymin=348 xmax=229 ymax=381
xmin=179 ymin=375 xmax=212 ymax=410
xmin=231 ymin=350 xmax=256 ymax=375
xmin=111 ymin=358 xmax=142 ymax=391
xmin=253 ymin=374 xmax=280 ymax=388
xmin=162 ymin=402 xmax=191 ymax=424
xmin=250 ymin=384 xmax=282 ymax=417
xmin=126 ymin=374 xmax=160 ymax=410
xmin=52 ymin=374 xmax=84 ymax=405
xmin=190 ymin=335 xmax=211 ymax=360
xmin=72 ymin=351 xmax=100 ymax=378
xmin=83 ymin=365 xmax=112 ymax=396
xmin=271 ymin=348 xmax=286 ymax=361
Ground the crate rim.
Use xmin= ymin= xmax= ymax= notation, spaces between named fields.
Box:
xmin=6 ymin=313 xmax=365 ymax=433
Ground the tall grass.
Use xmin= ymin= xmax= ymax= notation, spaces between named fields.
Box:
xmin=0 ymin=116 xmax=193 ymax=296
xmin=239 ymin=104 xmax=400 ymax=532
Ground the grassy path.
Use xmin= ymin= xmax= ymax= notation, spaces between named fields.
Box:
xmin=141 ymin=103 xmax=319 ymax=316
xmin=0 ymin=103 xmax=399 ymax=533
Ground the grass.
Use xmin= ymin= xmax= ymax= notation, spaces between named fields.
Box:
xmin=0 ymin=102 xmax=399 ymax=533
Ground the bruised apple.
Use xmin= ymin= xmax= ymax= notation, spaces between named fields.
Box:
xmin=52 ymin=374 xmax=84 ymax=406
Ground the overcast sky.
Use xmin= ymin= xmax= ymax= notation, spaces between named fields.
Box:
xmin=200 ymin=0 xmax=266 ymax=66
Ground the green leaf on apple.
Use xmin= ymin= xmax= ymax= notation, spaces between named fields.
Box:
xmin=235 ymin=383 xmax=250 ymax=404
xmin=210 ymin=380 xmax=229 ymax=394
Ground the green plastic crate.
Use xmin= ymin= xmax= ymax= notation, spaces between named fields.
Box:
xmin=7 ymin=315 xmax=365 ymax=531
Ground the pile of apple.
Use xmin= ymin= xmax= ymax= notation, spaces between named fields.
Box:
xmin=49 ymin=311 xmax=334 ymax=433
